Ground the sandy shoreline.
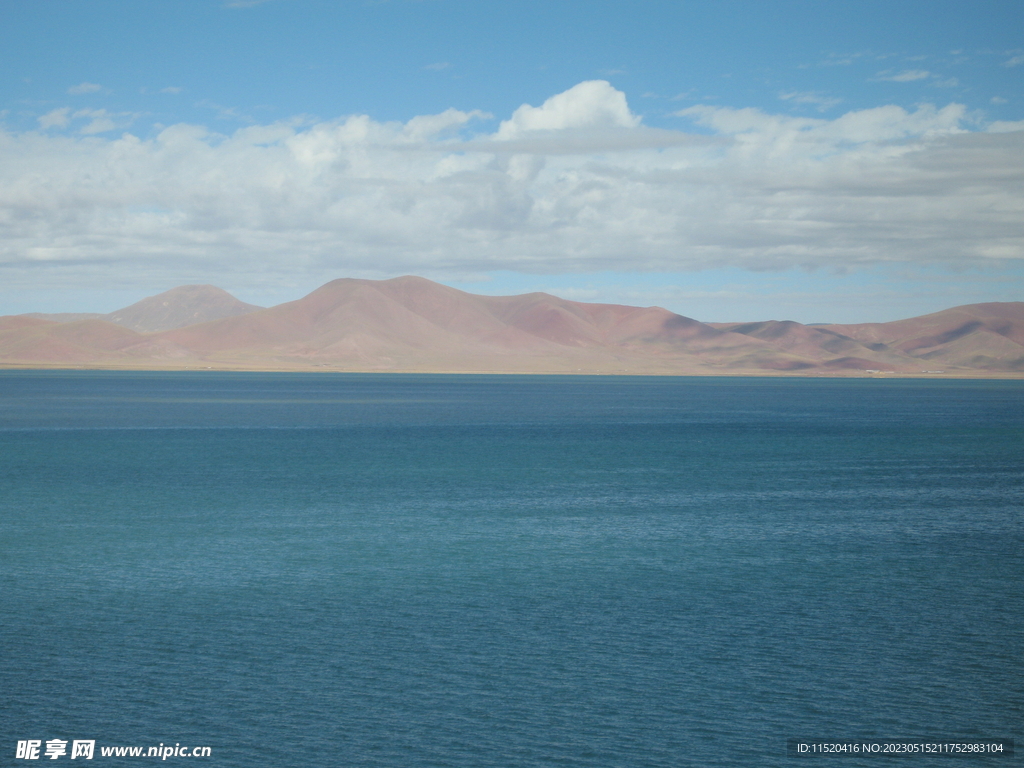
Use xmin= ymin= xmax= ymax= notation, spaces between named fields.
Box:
xmin=2 ymin=362 xmax=1022 ymax=379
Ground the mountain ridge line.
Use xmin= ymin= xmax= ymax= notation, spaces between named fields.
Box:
xmin=4 ymin=276 xmax=1022 ymax=376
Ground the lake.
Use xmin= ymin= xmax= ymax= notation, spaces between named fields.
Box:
xmin=1 ymin=371 xmax=1021 ymax=766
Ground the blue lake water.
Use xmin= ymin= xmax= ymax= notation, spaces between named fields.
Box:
xmin=1 ymin=371 xmax=1022 ymax=767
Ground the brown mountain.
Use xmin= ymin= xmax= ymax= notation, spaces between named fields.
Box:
xmin=820 ymin=302 xmax=1024 ymax=371
xmin=150 ymin=276 xmax=793 ymax=372
xmin=21 ymin=312 xmax=105 ymax=323
xmin=0 ymin=316 xmax=143 ymax=365
xmin=26 ymin=285 xmax=263 ymax=333
xmin=1 ymin=277 xmax=1022 ymax=375
xmin=706 ymin=320 xmax=910 ymax=370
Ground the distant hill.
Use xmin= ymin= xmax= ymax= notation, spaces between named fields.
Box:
xmin=26 ymin=285 xmax=263 ymax=333
xmin=821 ymin=303 xmax=1024 ymax=371
xmin=22 ymin=312 xmax=105 ymax=323
xmin=3 ymin=277 xmax=1022 ymax=375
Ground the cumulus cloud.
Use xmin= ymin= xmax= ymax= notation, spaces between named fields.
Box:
xmin=0 ymin=82 xmax=1022 ymax=291
xmin=69 ymin=108 xmax=140 ymax=134
xmin=495 ymin=81 xmax=639 ymax=138
xmin=38 ymin=108 xmax=71 ymax=129
xmin=73 ymin=109 xmax=116 ymax=134
xmin=67 ymin=82 xmax=102 ymax=94
xmin=478 ymin=81 xmax=673 ymax=154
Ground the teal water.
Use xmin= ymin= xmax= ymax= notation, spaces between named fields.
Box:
xmin=1 ymin=372 xmax=1021 ymax=767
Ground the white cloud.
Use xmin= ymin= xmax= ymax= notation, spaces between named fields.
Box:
xmin=72 ymin=109 xmax=120 ymax=134
xmin=987 ymin=120 xmax=1024 ymax=133
xmin=38 ymin=108 xmax=71 ymax=129
xmin=194 ymin=99 xmax=252 ymax=122
xmin=37 ymin=107 xmax=136 ymax=134
xmin=160 ymin=86 xmax=184 ymax=94
xmin=675 ymin=101 xmax=967 ymax=142
xmin=0 ymin=82 xmax=1022 ymax=292
xmin=1003 ymin=55 xmax=1024 ymax=67
xmin=991 ymin=96 xmax=1009 ymax=105
xmin=495 ymin=80 xmax=639 ymax=139
xmin=778 ymin=91 xmax=842 ymax=112
xmin=67 ymin=82 xmax=102 ymax=94
xmin=874 ymin=69 xmax=931 ymax=82
xmin=79 ymin=118 xmax=116 ymax=135
xmin=422 ymin=62 xmax=450 ymax=71
xmin=400 ymin=108 xmax=490 ymax=141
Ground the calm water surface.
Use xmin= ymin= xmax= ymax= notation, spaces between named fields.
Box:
xmin=1 ymin=372 xmax=1022 ymax=767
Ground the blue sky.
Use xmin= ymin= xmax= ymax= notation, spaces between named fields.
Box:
xmin=1 ymin=0 xmax=1022 ymax=322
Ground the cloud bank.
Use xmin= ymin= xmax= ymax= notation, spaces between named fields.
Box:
xmin=1 ymin=80 xmax=1022 ymax=289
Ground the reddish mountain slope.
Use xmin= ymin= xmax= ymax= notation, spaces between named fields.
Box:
xmin=708 ymin=320 xmax=904 ymax=363
xmin=23 ymin=312 xmax=104 ymax=323
xmin=0 ymin=318 xmax=142 ymax=364
xmin=2 ymin=278 xmax=1021 ymax=374
xmin=104 ymin=285 xmax=263 ymax=332
xmin=153 ymin=276 xmax=788 ymax=370
xmin=26 ymin=285 xmax=263 ymax=333
xmin=822 ymin=303 xmax=1024 ymax=370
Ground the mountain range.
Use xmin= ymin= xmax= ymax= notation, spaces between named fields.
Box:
xmin=2 ymin=277 xmax=1022 ymax=375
